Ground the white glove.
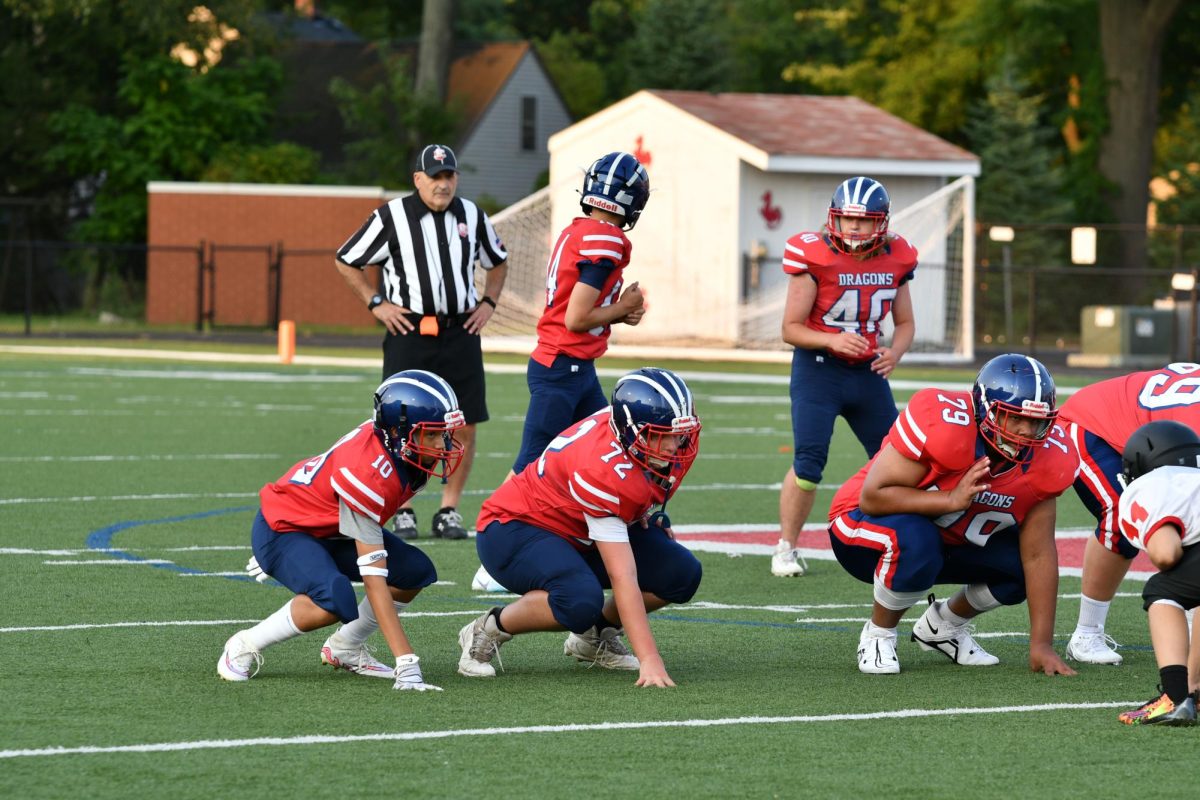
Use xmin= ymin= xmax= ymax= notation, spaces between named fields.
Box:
xmin=245 ymin=555 xmax=271 ymax=584
xmin=394 ymin=654 xmax=442 ymax=692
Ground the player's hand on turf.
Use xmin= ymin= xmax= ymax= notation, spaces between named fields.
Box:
xmin=1029 ymin=644 xmax=1076 ymax=676
xmin=947 ymin=457 xmax=990 ymax=512
xmin=635 ymin=656 xmax=675 ymax=688
xmin=826 ymin=331 xmax=871 ymax=360
xmin=871 ymin=346 xmax=900 ymax=378
xmin=245 ymin=556 xmax=271 ymax=584
xmin=393 ymin=655 xmax=443 ymax=691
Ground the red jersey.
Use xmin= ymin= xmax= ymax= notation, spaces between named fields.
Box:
xmin=532 ymin=217 xmax=632 ymax=367
xmin=830 ymin=389 xmax=1079 ymax=546
xmin=1058 ymin=362 xmax=1200 ymax=451
xmin=781 ymin=232 xmax=918 ymax=364
xmin=476 ymin=409 xmax=681 ymax=550
xmin=259 ymin=421 xmax=419 ymax=537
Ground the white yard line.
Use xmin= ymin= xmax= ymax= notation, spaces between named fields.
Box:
xmin=0 ymin=610 xmax=489 ymax=634
xmin=0 ymin=701 xmax=1134 ymax=760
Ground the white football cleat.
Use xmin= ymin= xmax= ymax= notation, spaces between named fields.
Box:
xmin=910 ymin=596 xmax=999 ymax=666
xmin=471 ymin=565 xmax=510 ymax=593
xmin=564 ymin=626 xmax=640 ymax=670
xmin=770 ymin=539 xmax=807 ymax=577
xmin=320 ymin=636 xmax=394 ymax=678
xmin=857 ymin=621 xmax=900 ymax=674
xmin=457 ymin=610 xmax=512 ymax=678
xmin=217 ymin=630 xmax=262 ymax=682
xmin=1066 ymin=628 xmax=1123 ymax=665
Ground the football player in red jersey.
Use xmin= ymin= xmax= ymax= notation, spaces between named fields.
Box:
xmin=1058 ymin=362 xmax=1200 ymax=665
xmin=509 ymin=152 xmax=651 ymax=477
xmin=459 ymin=368 xmax=703 ymax=688
xmin=772 ymin=177 xmax=917 ymax=578
xmin=828 ymin=354 xmax=1079 ymax=676
xmin=216 ymin=370 xmax=465 ymax=692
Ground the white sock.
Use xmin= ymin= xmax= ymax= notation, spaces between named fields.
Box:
xmin=334 ymin=598 xmax=410 ymax=647
xmin=1076 ymin=595 xmax=1111 ymax=632
xmin=938 ymin=598 xmax=971 ymax=628
xmin=865 ymin=621 xmax=897 ymax=639
xmin=244 ymin=599 xmax=303 ymax=650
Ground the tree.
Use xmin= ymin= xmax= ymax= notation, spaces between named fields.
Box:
xmin=415 ymin=0 xmax=456 ymax=101
xmin=625 ymin=0 xmax=734 ymax=94
xmin=1097 ymin=0 xmax=1183 ymax=269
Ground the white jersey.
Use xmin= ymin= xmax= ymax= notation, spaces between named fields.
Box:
xmin=1117 ymin=466 xmax=1200 ymax=551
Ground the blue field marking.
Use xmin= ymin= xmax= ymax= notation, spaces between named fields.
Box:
xmin=86 ymin=506 xmax=257 ymax=579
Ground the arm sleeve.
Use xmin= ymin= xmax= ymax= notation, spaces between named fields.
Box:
xmin=336 ymin=209 xmax=388 ymax=268
xmin=339 ymin=499 xmax=385 ymax=545
xmin=585 ymin=515 xmax=631 ymax=543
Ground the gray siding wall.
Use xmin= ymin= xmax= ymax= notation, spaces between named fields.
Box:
xmin=455 ymin=53 xmax=573 ymax=207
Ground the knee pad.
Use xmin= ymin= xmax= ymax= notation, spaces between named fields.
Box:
xmin=326 ymin=574 xmax=361 ymax=623
xmin=795 ymin=477 xmax=818 ymax=492
xmin=550 ymin=590 xmax=605 ymax=634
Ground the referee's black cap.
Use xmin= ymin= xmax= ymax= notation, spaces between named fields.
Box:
xmin=416 ymin=144 xmax=459 ymax=176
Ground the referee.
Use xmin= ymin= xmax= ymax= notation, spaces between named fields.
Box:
xmin=335 ymin=143 xmax=509 ymax=541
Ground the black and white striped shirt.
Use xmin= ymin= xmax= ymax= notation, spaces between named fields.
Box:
xmin=336 ymin=194 xmax=507 ymax=315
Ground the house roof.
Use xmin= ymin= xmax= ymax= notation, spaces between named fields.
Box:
xmin=648 ymin=90 xmax=977 ymax=163
xmin=448 ymin=42 xmax=531 ymax=128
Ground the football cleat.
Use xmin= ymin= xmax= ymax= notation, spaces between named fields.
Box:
xmin=911 ymin=595 xmax=999 ymax=666
xmin=432 ymin=508 xmax=468 ymax=540
xmin=457 ymin=610 xmax=512 ymax=678
xmin=217 ymin=630 xmax=263 ymax=682
xmin=392 ymin=508 xmax=419 ymax=541
xmin=857 ymin=621 xmax=900 ymax=674
xmin=1066 ymin=628 xmax=1123 ymax=665
xmin=320 ymin=636 xmax=394 ymax=678
xmin=564 ymin=626 xmax=640 ymax=670
xmin=470 ymin=564 xmax=510 ymax=593
xmin=1118 ymin=690 xmax=1197 ymax=726
xmin=770 ymin=539 xmax=807 ymax=577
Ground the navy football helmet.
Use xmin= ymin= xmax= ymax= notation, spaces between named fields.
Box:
xmin=1122 ymin=420 xmax=1200 ymax=481
xmin=827 ymin=176 xmax=890 ymax=255
xmin=972 ymin=354 xmax=1057 ymax=464
xmin=373 ymin=370 xmax=466 ymax=481
xmin=580 ymin=152 xmax=650 ymax=230
xmin=610 ymin=367 xmax=701 ymax=482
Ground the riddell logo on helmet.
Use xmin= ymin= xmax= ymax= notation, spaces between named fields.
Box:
xmin=586 ymin=197 xmax=622 ymax=214
xmin=1021 ymin=399 xmax=1051 ymax=413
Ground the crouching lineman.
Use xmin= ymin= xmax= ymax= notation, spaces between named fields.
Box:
xmin=829 ymin=353 xmax=1078 ymax=676
xmin=1115 ymin=421 xmax=1200 ymax=726
xmin=217 ymin=370 xmax=466 ymax=692
xmin=458 ymin=367 xmax=703 ymax=687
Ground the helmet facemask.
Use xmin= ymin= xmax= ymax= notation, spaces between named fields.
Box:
xmin=978 ymin=399 xmax=1055 ymax=465
xmin=828 ymin=208 xmax=889 ymax=255
xmin=621 ymin=414 xmax=701 ymax=483
xmin=385 ymin=409 xmax=466 ymax=481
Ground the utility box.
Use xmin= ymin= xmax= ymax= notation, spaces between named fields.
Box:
xmin=1067 ymin=305 xmax=1175 ymax=368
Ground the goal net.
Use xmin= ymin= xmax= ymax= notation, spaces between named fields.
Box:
xmin=483 ymin=176 xmax=974 ymax=364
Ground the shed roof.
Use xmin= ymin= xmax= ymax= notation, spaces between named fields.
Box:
xmin=648 ymin=90 xmax=977 ymax=163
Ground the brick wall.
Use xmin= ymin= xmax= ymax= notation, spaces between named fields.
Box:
xmin=146 ymin=183 xmax=388 ymax=327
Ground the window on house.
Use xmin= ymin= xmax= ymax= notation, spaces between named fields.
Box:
xmin=521 ymin=96 xmax=537 ymax=151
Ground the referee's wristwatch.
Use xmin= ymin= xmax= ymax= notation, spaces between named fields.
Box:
xmin=367 ymin=294 xmax=385 ymax=311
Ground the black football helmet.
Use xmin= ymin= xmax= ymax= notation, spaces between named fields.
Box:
xmin=1122 ymin=420 xmax=1200 ymax=481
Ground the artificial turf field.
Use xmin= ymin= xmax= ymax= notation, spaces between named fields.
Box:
xmin=2 ymin=343 xmax=1198 ymax=799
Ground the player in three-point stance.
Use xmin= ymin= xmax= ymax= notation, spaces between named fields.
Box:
xmin=1056 ymin=363 xmax=1200 ymax=665
xmin=1114 ymin=421 xmax=1200 ymax=726
xmin=459 ymin=367 xmax=703 ymax=687
xmin=773 ymin=176 xmax=917 ymax=578
xmin=217 ymin=370 xmax=464 ymax=692
xmin=829 ymin=354 xmax=1078 ymax=676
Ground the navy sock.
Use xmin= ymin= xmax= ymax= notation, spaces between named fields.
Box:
xmin=488 ymin=607 xmax=509 ymax=634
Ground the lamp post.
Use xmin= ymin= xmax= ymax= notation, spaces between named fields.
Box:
xmin=989 ymin=226 xmax=1016 ymax=345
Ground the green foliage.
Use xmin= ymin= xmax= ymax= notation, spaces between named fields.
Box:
xmin=1153 ymin=95 xmax=1200 ymax=267
xmin=328 ymin=46 xmax=461 ymax=189
xmin=200 ymin=142 xmax=322 ymax=184
xmin=44 ymin=52 xmax=283 ymax=242
xmin=625 ymin=0 xmax=733 ymax=94
xmin=533 ymin=31 xmax=608 ymax=119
